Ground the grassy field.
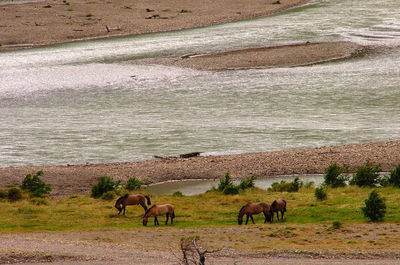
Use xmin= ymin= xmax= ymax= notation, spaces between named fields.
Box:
xmin=1 ymin=186 xmax=400 ymax=233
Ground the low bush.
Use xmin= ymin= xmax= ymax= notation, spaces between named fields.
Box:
xmin=323 ymin=163 xmax=349 ymax=187
xmin=238 ymin=175 xmax=257 ymax=190
xmin=362 ymin=190 xmax=386 ymax=222
xmin=91 ymin=176 xmax=120 ymax=198
xmin=350 ymin=161 xmax=382 ymax=187
xmin=124 ymin=177 xmax=144 ymax=190
xmin=269 ymin=177 xmax=302 ymax=192
xmin=217 ymin=172 xmax=233 ymax=192
xmin=30 ymin=197 xmax=49 ymax=205
xmin=8 ymin=187 xmax=22 ymax=202
xmin=315 ymin=186 xmax=327 ymax=201
xmin=223 ymin=184 xmax=240 ymax=195
xmin=21 ymin=170 xmax=52 ymax=197
xmin=388 ymin=164 xmax=400 ymax=187
xmin=173 ymin=191 xmax=184 ymax=197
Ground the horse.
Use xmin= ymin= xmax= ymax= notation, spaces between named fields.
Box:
xmin=115 ymin=194 xmax=151 ymax=215
xmin=238 ymin=202 xmax=272 ymax=225
xmin=143 ymin=204 xmax=175 ymax=226
xmin=271 ymin=198 xmax=287 ymax=222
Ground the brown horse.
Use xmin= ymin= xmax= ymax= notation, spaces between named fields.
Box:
xmin=238 ymin=202 xmax=272 ymax=225
xmin=115 ymin=194 xmax=151 ymax=215
xmin=271 ymin=198 xmax=287 ymax=222
xmin=143 ymin=204 xmax=175 ymax=226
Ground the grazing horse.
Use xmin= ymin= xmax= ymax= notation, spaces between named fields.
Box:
xmin=271 ymin=198 xmax=287 ymax=222
xmin=143 ymin=204 xmax=175 ymax=226
xmin=115 ymin=194 xmax=151 ymax=215
xmin=238 ymin=202 xmax=272 ymax=225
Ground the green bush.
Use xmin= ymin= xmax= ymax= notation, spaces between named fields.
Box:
xmin=330 ymin=221 xmax=342 ymax=230
xmin=8 ymin=187 xmax=22 ymax=202
xmin=217 ymin=172 xmax=233 ymax=192
xmin=323 ymin=163 xmax=349 ymax=187
xmin=172 ymin=191 xmax=184 ymax=197
xmin=269 ymin=177 xmax=302 ymax=192
xmin=222 ymin=184 xmax=240 ymax=195
xmin=21 ymin=170 xmax=52 ymax=197
xmin=350 ymin=161 xmax=382 ymax=187
xmin=101 ymin=191 xmax=116 ymax=201
xmin=238 ymin=175 xmax=257 ymax=190
xmin=362 ymin=190 xmax=386 ymax=222
xmin=91 ymin=176 xmax=120 ymax=198
xmin=315 ymin=186 xmax=327 ymax=201
xmin=0 ymin=189 xmax=7 ymax=199
xmin=124 ymin=177 xmax=144 ymax=190
xmin=388 ymin=164 xmax=400 ymax=187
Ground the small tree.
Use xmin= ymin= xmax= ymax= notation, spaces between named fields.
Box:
xmin=91 ymin=176 xmax=120 ymax=198
xmin=323 ymin=163 xmax=349 ymax=187
xmin=362 ymin=190 xmax=386 ymax=222
xmin=350 ymin=161 xmax=382 ymax=187
xmin=238 ymin=175 xmax=257 ymax=190
xmin=21 ymin=170 xmax=52 ymax=197
xmin=388 ymin=164 xmax=400 ymax=188
xmin=217 ymin=172 xmax=233 ymax=192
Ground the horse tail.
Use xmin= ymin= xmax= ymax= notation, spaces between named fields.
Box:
xmin=172 ymin=210 xmax=175 ymax=219
xmin=115 ymin=194 xmax=129 ymax=209
xmin=145 ymin=195 xmax=151 ymax=205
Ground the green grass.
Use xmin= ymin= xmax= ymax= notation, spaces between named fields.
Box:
xmin=0 ymin=186 xmax=399 ymax=232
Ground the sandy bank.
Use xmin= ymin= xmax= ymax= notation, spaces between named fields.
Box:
xmin=140 ymin=41 xmax=367 ymax=70
xmin=0 ymin=0 xmax=309 ymax=51
xmin=1 ymin=140 xmax=400 ymax=197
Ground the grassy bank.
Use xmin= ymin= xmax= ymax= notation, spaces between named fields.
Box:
xmin=1 ymin=186 xmax=400 ymax=232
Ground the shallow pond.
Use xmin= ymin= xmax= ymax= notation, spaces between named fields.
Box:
xmin=146 ymin=175 xmax=324 ymax=195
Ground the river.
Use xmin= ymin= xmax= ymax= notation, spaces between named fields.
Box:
xmin=0 ymin=0 xmax=399 ymax=167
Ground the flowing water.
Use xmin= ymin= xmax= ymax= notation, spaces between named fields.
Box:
xmin=1 ymin=0 xmax=400 ymax=167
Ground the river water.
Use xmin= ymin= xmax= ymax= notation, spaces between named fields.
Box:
xmin=1 ymin=0 xmax=400 ymax=167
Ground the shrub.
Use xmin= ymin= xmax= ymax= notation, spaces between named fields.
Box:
xmin=173 ymin=191 xmax=184 ymax=197
xmin=0 ymin=189 xmax=7 ymax=199
xmin=330 ymin=221 xmax=342 ymax=230
xmin=217 ymin=172 xmax=233 ymax=192
xmin=269 ymin=177 xmax=302 ymax=192
xmin=388 ymin=164 xmax=400 ymax=187
xmin=124 ymin=177 xmax=144 ymax=190
xmin=8 ymin=187 xmax=22 ymax=202
xmin=350 ymin=161 xmax=382 ymax=187
xmin=362 ymin=190 xmax=386 ymax=222
xmin=21 ymin=170 xmax=52 ymax=197
xmin=91 ymin=176 xmax=120 ymax=198
xmin=315 ymin=186 xmax=327 ymax=201
xmin=222 ymin=184 xmax=240 ymax=195
xmin=238 ymin=175 xmax=257 ymax=190
xmin=101 ymin=191 xmax=116 ymax=201
xmin=323 ymin=163 xmax=349 ymax=187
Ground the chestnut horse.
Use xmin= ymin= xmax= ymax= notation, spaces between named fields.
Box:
xmin=238 ymin=202 xmax=272 ymax=225
xmin=143 ymin=204 xmax=175 ymax=226
xmin=115 ymin=194 xmax=151 ymax=215
xmin=271 ymin=198 xmax=287 ymax=222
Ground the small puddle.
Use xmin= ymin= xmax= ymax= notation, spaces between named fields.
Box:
xmin=146 ymin=175 xmax=324 ymax=195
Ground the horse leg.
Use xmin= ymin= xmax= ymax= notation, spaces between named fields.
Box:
xmin=154 ymin=216 xmax=159 ymax=226
xmin=165 ymin=213 xmax=169 ymax=224
xmin=245 ymin=215 xmax=249 ymax=225
xmin=263 ymin=212 xmax=268 ymax=223
xmin=123 ymin=206 xmax=126 ymax=216
xmin=276 ymin=212 xmax=280 ymax=221
xmin=281 ymin=210 xmax=284 ymax=220
xmin=140 ymin=201 xmax=147 ymax=212
xmin=250 ymin=215 xmax=255 ymax=224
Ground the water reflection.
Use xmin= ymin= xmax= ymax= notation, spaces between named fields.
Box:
xmin=147 ymin=175 xmax=324 ymax=195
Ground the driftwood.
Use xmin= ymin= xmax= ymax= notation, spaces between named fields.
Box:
xmin=176 ymin=238 xmax=225 ymax=265
xmin=154 ymin=152 xmax=202 ymax=160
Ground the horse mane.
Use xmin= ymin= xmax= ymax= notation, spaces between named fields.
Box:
xmin=238 ymin=205 xmax=246 ymax=217
xmin=144 ymin=204 xmax=156 ymax=216
xmin=271 ymin=200 xmax=277 ymax=209
xmin=144 ymin=195 xmax=151 ymax=205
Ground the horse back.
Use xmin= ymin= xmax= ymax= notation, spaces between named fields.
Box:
xmin=272 ymin=198 xmax=286 ymax=211
xmin=157 ymin=204 xmax=174 ymax=215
